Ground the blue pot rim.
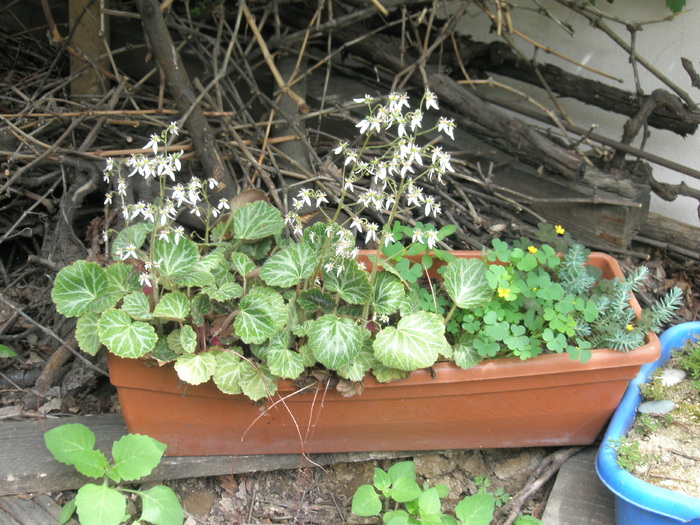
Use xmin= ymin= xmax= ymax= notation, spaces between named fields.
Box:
xmin=595 ymin=321 xmax=700 ymax=522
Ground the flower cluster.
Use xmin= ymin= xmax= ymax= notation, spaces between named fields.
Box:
xmin=284 ymin=89 xmax=457 ymax=263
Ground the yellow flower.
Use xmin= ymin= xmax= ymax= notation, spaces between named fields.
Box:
xmin=625 ymin=324 xmax=634 ymax=331
xmin=497 ymin=287 xmax=510 ymax=298
xmin=528 ymin=245 xmax=538 ymax=254
xmin=554 ymin=225 xmax=565 ymax=235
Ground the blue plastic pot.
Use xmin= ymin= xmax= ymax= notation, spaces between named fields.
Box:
xmin=596 ymin=321 xmax=700 ymax=524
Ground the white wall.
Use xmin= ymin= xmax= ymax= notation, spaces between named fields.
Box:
xmin=454 ymin=0 xmax=700 ymax=226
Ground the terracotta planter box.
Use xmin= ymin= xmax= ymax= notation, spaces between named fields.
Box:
xmin=108 ymin=252 xmax=660 ymax=457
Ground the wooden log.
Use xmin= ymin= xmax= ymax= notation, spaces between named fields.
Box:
xmin=637 ymin=212 xmax=700 ymax=257
xmin=0 ymin=414 xmax=418 ymax=495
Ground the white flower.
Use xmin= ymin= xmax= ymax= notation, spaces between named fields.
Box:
xmin=400 ymin=159 xmax=415 ymax=178
xmin=333 ymin=141 xmax=347 ymax=155
xmin=315 ymin=192 xmax=328 ymax=207
xmin=357 ymin=261 xmax=366 ymax=271
xmin=173 ymin=226 xmax=185 ymax=244
xmin=424 ymin=230 xmax=439 ymax=250
xmin=117 ymin=178 xmax=127 ymax=196
xmin=350 ymin=216 xmax=364 ymax=232
xmin=424 ymin=195 xmax=439 ymax=217
xmin=298 ymin=188 xmax=313 ymax=207
xmin=412 ymin=228 xmax=424 ymax=244
xmin=131 ymin=202 xmax=146 ymax=220
xmin=365 ymin=222 xmax=379 ymax=244
xmin=284 ymin=211 xmax=299 ymax=226
xmin=409 ymin=111 xmax=423 ymax=131
xmin=324 ymin=262 xmax=335 ymax=273
xmin=406 ymin=183 xmax=424 ymax=207
xmin=388 ymin=92 xmax=410 ymax=112
xmin=207 ymin=178 xmax=218 ymax=190
xmin=425 ymin=90 xmax=439 ymax=111
xmin=143 ymin=133 xmax=160 ymax=155
xmin=344 ymin=179 xmax=355 ymax=193
xmin=169 ymin=122 xmax=179 ymax=135
xmin=138 ymin=272 xmax=152 ymax=288
xmin=438 ymin=117 xmax=456 ymax=140
xmin=170 ymin=151 xmax=183 ymax=172
xmin=217 ymin=198 xmax=230 ymax=210
xmin=123 ymin=243 xmax=138 ymax=260
xmin=104 ymin=193 xmax=113 ymax=205
xmin=344 ymin=150 xmax=358 ymax=166
xmin=353 ymin=94 xmax=373 ymax=104
xmin=356 ymin=118 xmax=371 ymax=135
xmin=383 ymin=232 xmax=395 ymax=246
xmin=158 ymin=228 xmax=171 ymax=242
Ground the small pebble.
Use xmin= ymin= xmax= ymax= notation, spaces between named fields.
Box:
xmin=660 ymin=368 xmax=686 ymax=386
xmin=638 ymin=399 xmax=676 ymax=415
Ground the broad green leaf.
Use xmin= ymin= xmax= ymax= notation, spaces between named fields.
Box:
xmin=0 ymin=344 xmax=17 ymax=358
xmin=44 ymin=424 xmax=96 ymax=466
xmin=75 ymin=484 xmax=125 ymax=525
xmin=372 ymin=271 xmax=405 ymax=315
xmin=153 ymin=236 xmax=199 ymax=278
xmin=399 ymin=288 xmax=422 ymax=315
xmin=58 ymin=498 xmax=77 ymax=524
xmin=231 ymin=251 xmax=255 ymax=276
xmin=103 ymin=261 xmax=139 ymax=291
xmin=443 ymin=258 xmax=492 ymax=309
xmin=323 ymin=261 xmax=372 ymax=304
xmin=191 ymin=294 xmax=213 ymax=325
xmin=52 ymin=261 xmax=108 ymax=317
xmin=234 ymin=287 xmax=287 ymax=344
xmin=111 ymin=222 xmax=153 ymax=260
xmin=307 ymin=314 xmax=365 ymax=369
xmin=151 ymin=337 xmax=177 ymax=362
xmin=298 ymin=289 xmax=336 ymax=313
xmin=233 ymin=201 xmax=284 ymax=240
xmin=153 ymin=292 xmax=190 ymax=321
xmin=66 ymin=449 xmax=110 ymax=479
xmin=351 ymin=485 xmax=381 ymax=517
xmin=76 ymin=312 xmax=102 ymax=355
xmin=121 ymin=291 xmax=152 ymax=320
xmin=199 ymin=248 xmax=226 ymax=268
xmin=179 ymin=325 xmax=197 ymax=354
xmin=173 ymin=269 xmax=215 ymax=287
xmin=238 ymin=361 xmax=278 ymax=401
xmin=388 ymin=460 xmax=416 ymax=483
xmin=98 ymin=309 xmax=157 ymax=358
xmin=454 ymin=493 xmax=496 ymax=525
xmin=336 ymin=338 xmax=376 ymax=382
xmin=260 ymin=243 xmax=316 ymax=287
xmin=373 ymin=311 xmax=450 ymax=371
xmin=212 ymin=350 xmax=245 ymax=395
xmin=452 ymin=342 xmax=481 ymax=369
xmin=95 ymin=262 xmax=140 ymax=311
xmin=417 ymin=486 xmax=441 ymax=515
xmin=111 ymin=433 xmax=166 ymax=481
xmin=267 ymin=346 xmax=304 ymax=379
xmin=390 ymin=477 xmax=422 ymax=503
xmin=174 ymin=352 xmax=217 ymax=385
xmin=371 ymin=365 xmax=409 ymax=383
xmin=166 ymin=328 xmax=185 ymax=354
xmin=202 ymin=281 xmax=243 ymax=301
xmin=139 ymin=485 xmax=184 ymax=525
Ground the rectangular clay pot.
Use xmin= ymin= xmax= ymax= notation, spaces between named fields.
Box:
xmin=107 ymin=252 xmax=660 ymax=456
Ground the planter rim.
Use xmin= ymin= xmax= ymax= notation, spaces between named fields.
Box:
xmin=595 ymin=321 xmax=700 ymax=523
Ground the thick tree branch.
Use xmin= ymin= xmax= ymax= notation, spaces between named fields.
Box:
xmin=134 ymin=0 xmax=235 ymax=195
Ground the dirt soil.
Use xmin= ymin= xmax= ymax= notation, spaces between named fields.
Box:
xmin=625 ymin=343 xmax=700 ymax=499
